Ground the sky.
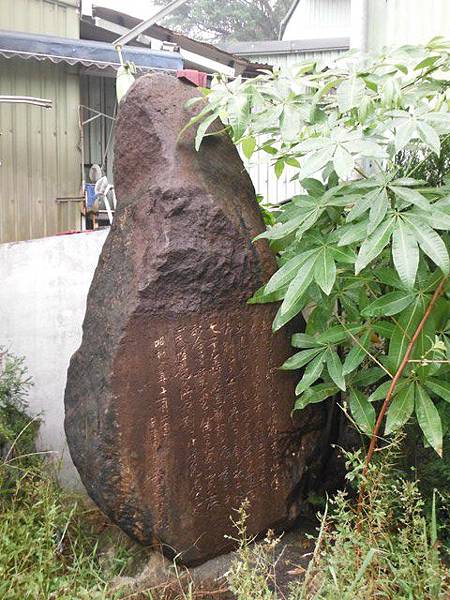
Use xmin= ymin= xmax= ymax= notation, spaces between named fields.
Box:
xmin=91 ymin=0 xmax=158 ymax=19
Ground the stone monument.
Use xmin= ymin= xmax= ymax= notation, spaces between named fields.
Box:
xmin=64 ymin=73 xmax=324 ymax=565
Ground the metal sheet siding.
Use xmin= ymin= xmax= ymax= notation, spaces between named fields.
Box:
xmin=0 ymin=0 xmax=79 ymax=38
xmin=0 ymin=58 xmax=81 ymax=242
xmin=241 ymin=49 xmax=347 ymax=204
xmin=0 ymin=0 xmax=81 ymax=242
xmin=283 ymin=0 xmax=351 ymax=41
xmin=367 ymin=0 xmax=450 ymax=50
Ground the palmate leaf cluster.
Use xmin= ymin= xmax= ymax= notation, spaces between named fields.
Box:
xmin=190 ymin=38 xmax=450 ymax=457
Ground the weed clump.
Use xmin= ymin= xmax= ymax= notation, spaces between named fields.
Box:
xmin=227 ymin=442 xmax=450 ymax=600
xmin=0 ymin=349 xmax=129 ymax=599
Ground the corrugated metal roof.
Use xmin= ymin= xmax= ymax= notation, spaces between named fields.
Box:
xmin=0 ymin=29 xmax=183 ymax=72
xmin=223 ymin=37 xmax=350 ymax=57
xmin=83 ymin=6 xmax=269 ymax=77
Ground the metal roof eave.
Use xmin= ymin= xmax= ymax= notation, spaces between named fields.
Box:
xmin=223 ymin=37 xmax=350 ymax=57
xmin=0 ymin=29 xmax=183 ymax=72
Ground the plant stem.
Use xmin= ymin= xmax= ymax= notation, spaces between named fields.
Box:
xmin=356 ymin=276 xmax=447 ymax=522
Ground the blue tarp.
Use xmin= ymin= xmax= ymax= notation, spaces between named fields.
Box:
xmin=0 ymin=29 xmax=183 ymax=72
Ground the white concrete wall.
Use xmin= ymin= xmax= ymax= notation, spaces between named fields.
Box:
xmin=0 ymin=229 xmax=108 ymax=488
xmin=283 ymin=0 xmax=351 ymax=41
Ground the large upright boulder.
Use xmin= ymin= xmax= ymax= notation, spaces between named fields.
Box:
xmin=65 ymin=74 xmax=324 ymax=565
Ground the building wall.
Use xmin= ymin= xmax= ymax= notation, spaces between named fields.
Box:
xmin=0 ymin=0 xmax=79 ymax=37
xmin=283 ymin=0 xmax=351 ymax=41
xmin=366 ymin=0 xmax=450 ymax=50
xmin=0 ymin=59 xmax=82 ymax=242
xmin=0 ymin=0 xmax=82 ymax=242
xmin=0 ymin=229 xmax=108 ymax=488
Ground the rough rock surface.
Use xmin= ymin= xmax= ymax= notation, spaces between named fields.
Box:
xmin=65 ymin=73 xmax=325 ymax=566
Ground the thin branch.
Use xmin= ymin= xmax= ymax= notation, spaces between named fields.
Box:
xmin=354 ymin=166 xmax=369 ymax=179
xmin=335 ymin=316 xmax=393 ymax=378
xmin=356 ymin=276 xmax=448 ymax=524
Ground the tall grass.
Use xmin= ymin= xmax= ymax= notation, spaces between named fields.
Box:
xmin=0 ymin=350 xmax=129 ymax=599
xmin=227 ymin=442 xmax=450 ymax=600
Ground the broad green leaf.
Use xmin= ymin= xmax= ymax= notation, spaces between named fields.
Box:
xmin=368 ymin=380 xmax=391 ymax=403
xmin=330 ymin=246 xmax=356 ymax=264
xmin=425 ymin=378 xmax=450 ymax=403
xmin=275 ymin=159 xmax=285 ymax=178
xmin=385 ymin=384 xmax=415 ymax=435
xmin=388 ymin=297 xmax=427 ymax=370
xmin=417 ymin=120 xmax=441 ymax=155
xmin=285 ymin=157 xmax=301 ymax=168
xmin=392 ymin=220 xmax=419 ymax=289
xmin=265 ymin=249 xmax=318 ymax=294
xmin=406 ymin=219 xmax=449 ymax=274
xmin=415 ymin=384 xmax=443 ymax=456
xmin=301 ymin=178 xmax=325 ymax=197
xmin=374 ymin=321 xmax=395 ymax=338
xmin=300 ymin=147 xmax=334 ymax=178
xmin=343 ymin=330 xmax=371 ymax=376
xmin=333 ymin=145 xmax=355 ymax=180
xmin=195 ymin=111 xmax=218 ymax=150
xmin=355 ymin=218 xmax=395 ymax=274
xmin=361 ymin=291 xmax=415 ymax=317
xmin=294 ymin=383 xmax=338 ymax=410
xmin=295 ymin=353 xmax=326 ymax=395
xmin=349 ymin=389 xmax=376 ymax=435
xmin=368 ymin=188 xmax=389 ymax=235
xmin=374 ymin=266 xmax=406 ymax=289
xmin=313 ymin=78 xmax=344 ymax=103
xmin=336 ymin=77 xmax=366 ymax=112
xmin=281 ymin=104 xmax=302 ymax=142
xmin=179 ymin=103 xmax=213 ymax=139
xmin=394 ymin=118 xmax=416 ymax=153
xmin=280 ymin=255 xmax=316 ymax=316
xmin=241 ymin=136 xmax=256 ymax=160
xmin=262 ymin=144 xmax=278 ymax=155
xmin=415 ymin=55 xmax=440 ymax=70
xmin=391 ymin=177 xmax=426 ymax=187
xmin=337 ymin=220 xmax=369 ymax=246
xmin=314 ymin=249 xmax=336 ymax=295
xmin=326 ymin=349 xmax=346 ymax=391
xmin=255 ymin=210 xmax=310 ymax=241
xmin=294 ymin=207 xmax=324 ymax=240
xmin=291 ymin=333 xmax=322 ymax=349
xmin=280 ymin=347 xmax=324 ymax=370
xmin=391 ymin=186 xmax=430 ymax=211
xmin=346 ymin=191 xmax=375 ymax=222
xmin=273 ymin=294 xmax=307 ymax=331
xmin=351 ymin=367 xmax=385 ymax=386
xmin=228 ymin=93 xmax=251 ymax=140
xmin=247 ymin=284 xmax=287 ymax=304
xmin=415 ymin=208 xmax=450 ymax=230
xmin=316 ymin=324 xmax=361 ymax=344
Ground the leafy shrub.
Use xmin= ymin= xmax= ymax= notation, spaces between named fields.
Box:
xmin=0 ymin=349 xmax=36 ymax=461
xmin=190 ymin=38 xmax=450 ymax=459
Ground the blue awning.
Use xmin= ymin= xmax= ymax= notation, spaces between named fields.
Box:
xmin=0 ymin=29 xmax=183 ymax=73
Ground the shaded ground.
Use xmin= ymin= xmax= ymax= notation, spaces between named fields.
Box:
xmin=93 ymin=505 xmax=317 ymax=599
